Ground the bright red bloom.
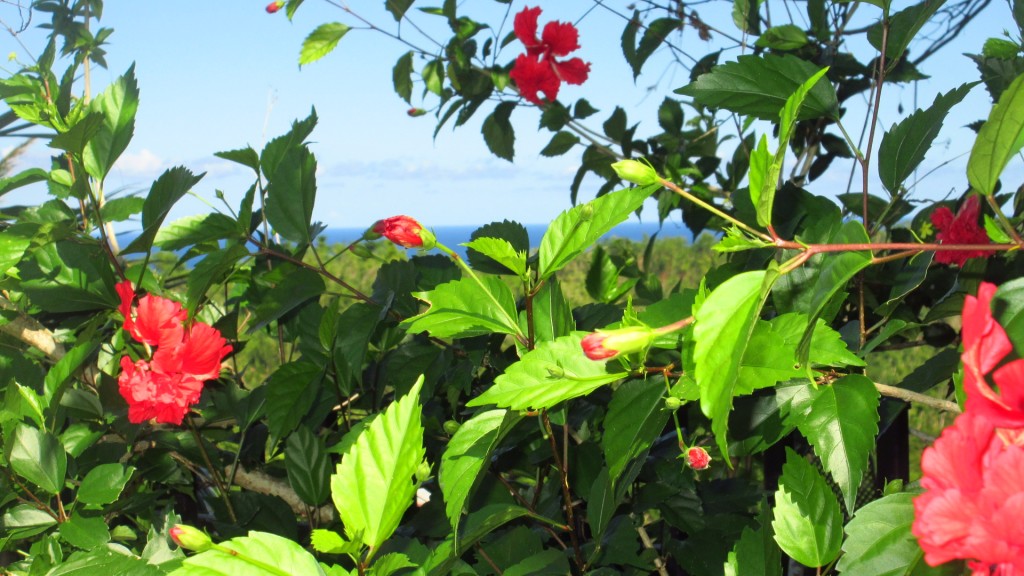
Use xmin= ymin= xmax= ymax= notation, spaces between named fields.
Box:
xmin=118 ymin=357 xmax=205 ymax=425
xmin=931 ymin=195 xmax=995 ymax=266
xmin=961 ymin=283 xmax=1024 ymax=428
xmin=913 ymin=411 xmax=1024 ymax=573
xmin=508 ymin=6 xmax=590 ymax=105
xmin=152 ymin=322 xmax=233 ymax=382
xmin=370 ymin=215 xmax=436 ymax=249
xmin=265 ymin=1 xmax=285 ymax=14
xmin=117 ymin=281 xmax=187 ymax=348
xmin=686 ymin=446 xmax=712 ymax=470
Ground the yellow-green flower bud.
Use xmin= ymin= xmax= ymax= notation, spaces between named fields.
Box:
xmin=581 ymin=326 xmax=656 ymax=360
xmin=611 ymin=159 xmax=660 ymax=186
xmin=169 ymin=524 xmax=213 ymax=552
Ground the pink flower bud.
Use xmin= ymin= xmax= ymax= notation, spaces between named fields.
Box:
xmin=265 ymin=1 xmax=285 ymax=14
xmin=369 ymin=215 xmax=436 ymax=249
xmin=686 ymin=446 xmax=711 ymax=471
xmin=407 ymin=108 xmax=428 ymax=117
xmin=581 ymin=326 xmax=655 ymax=361
xmin=170 ymin=524 xmax=213 ymax=552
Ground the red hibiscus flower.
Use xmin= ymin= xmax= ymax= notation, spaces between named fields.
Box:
xmin=369 ymin=215 xmax=437 ymax=249
xmin=961 ymin=283 xmax=1024 ymax=429
xmin=508 ymin=6 xmax=590 ymax=105
xmin=685 ymin=446 xmax=712 ymax=470
xmin=912 ymin=411 xmax=1024 ymax=574
xmin=581 ymin=326 xmax=656 ymax=361
xmin=931 ymin=195 xmax=995 ymax=266
xmin=114 ymin=281 xmax=231 ymax=425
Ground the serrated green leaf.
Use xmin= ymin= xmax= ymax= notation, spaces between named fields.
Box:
xmin=422 ymin=58 xmax=445 ymax=97
xmin=628 ymin=18 xmax=681 ymax=78
xmin=467 ymin=334 xmax=628 ymax=410
xmin=539 ymin=130 xmax=579 ymax=157
xmin=878 ymin=84 xmax=972 ymax=195
xmin=983 ymin=37 xmax=1022 ymax=59
xmin=421 ymin=505 xmax=535 ymax=575
xmin=265 ymin=145 xmax=317 ymax=244
xmin=10 ymin=424 xmax=66 ymax=494
xmin=99 ymin=196 xmax=144 ymax=222
xmin=185 ymin=243 xmax=249 ymax=314
xmin=78 ymin=463 xmax=134 ymax=506
xmin=215 ymin=146 xmax=260 ymax=172
xmin=59 ymin=514 xmax=110 ymax=549
xmin=82 ymin=65 xmax=139 ymax=182
xmin=439 ymin=409 xmax=522 ymax=531
xmin=49 ymin=112 xmax=104 ymax=156
xmin=526 ymin=278 xmax=574 ymax=343
xmin=310 ymin=529 xmax=361 ymax=555
xmin=867 ymin=0 xmax=947 ymax=64
xmin=968 ymin=72 xmax=1024 ymax=196
xmin=19 ymin=241 xmax=118 ymax=312
xmin=715 ymin=225 xmax=773 ymax=253
xmin=122 ymin=166 xmax=204 ymax=255
xmin=50 ymin=547 xmax=164 ymax=576
xmin=261 ymin=109 xmax=318 ymax=178
xmin=173 ymin=530 xmax=326 ymax=575
xmin=694 ymin=269 xmax=778 ymax=458
xmin=724 ymin=520 xmax=782 ymax=576
xmin=482 ymin=101 xmax=516 ymax=161
xmin=602 ymin=378 xmax=670 ymax=485
xmin=370 ymin=553 xmax=415 ymax=576
xmin=786 ymin=375 xmax=879 ymax=512
xmin=754 ymin=24 xmax=809 ymax=51
xmin=676 ymin=54 xmax=839 ymax=121
xmin=0 ymin=167 xmax=47 ymax=198
xmin=332 ymin=377 xmax=426 ymax=552
xmin=393 ymin=51 xmax=414 ymax=103
xmin=771 ymin=448 xmax=843 ymax=567
xmin=837 ymin=492 xmax=952 ymax=575
xmin=286 ymin=426 xmax=330 ymax=506
xmin=300 ymin=22 xmax=351 ymax=66
xmin=265 ymin=361 xmax=324 ymax=441
xmin=465 ymin=220 xmax=529 ymax=275
xmin=538 ymin=184 xmax=657 ymax=279
xmin=153 ymin=213 xmax=239 ymax=251
xmin=403 ymin=275 xmax=522 ymax=339
xmin=248 ymin=267 xmax=326 ymax=334
xmin=461 ymin=237 xmax=526 ymax=277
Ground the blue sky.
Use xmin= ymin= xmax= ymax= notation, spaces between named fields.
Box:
xmin=1 ymin=1 xmax=1020 ymax=230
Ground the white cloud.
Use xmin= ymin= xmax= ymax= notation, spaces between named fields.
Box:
xmin=113 ymin=148 xmax=164 ymax=177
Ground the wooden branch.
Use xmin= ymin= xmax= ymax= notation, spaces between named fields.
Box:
xmin=0 ymin=296 xmax=65 ymax=361
xmin=230 ymin=464 xmax=334 ymax=524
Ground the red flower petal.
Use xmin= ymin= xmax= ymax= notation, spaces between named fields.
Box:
xmin=540 ymin=20 xmax=581 ymax=56
xmin=372 ymin=215 xmax=427 ymax=248
xmin=932 ymin=196 xmax=994 ymax=266
xmin=116 ymin=281 xmax=135 ymax=319
xmin=513 ymin=6 xmax=542 ymax=52
xmin=128 ymin=294 xmax=186 ymax=348
xmin=552 ymin=57 xmax=590 ymax=85
xmin=509 ymin=54 xmax=560 ymax=105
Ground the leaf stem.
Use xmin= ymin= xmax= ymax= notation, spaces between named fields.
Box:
xmin=187 ymin=417 xmax=237 ymax=524
xmin=659 ymin=178 xmax=773 ymax=242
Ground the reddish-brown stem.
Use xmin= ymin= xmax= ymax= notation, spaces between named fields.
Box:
xmin=541 ymin=411 xmax=584 ymax=569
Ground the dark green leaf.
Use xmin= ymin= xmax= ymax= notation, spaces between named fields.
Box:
xmin=539 ymin=131 xmax=579 ymax=157
xmin=837 ymin=492 xmax=952 ymax=575
xmin=0 ymin=167 xmax=47 ymax=198
xmin=526 ymin=278 xmax=574 ymax=343
xmin=82 ymin=65 xmax=139 ymax=182
xmin=77 ymin=463 xmax=134 ymax=506
xmin=300 ymin=22 xmax=351 ymax=66
xmin=403 ymin=275 xmax=523 ymax=339
xmin=43 ymin=340 xmax=98 ymax=407
xmin=122 ymin=166 xmax=205 ymax=254
xmin=266 ymin=145 xmax=317 ymax=243
xmin=878 ymin=84 xmax=972 ymax=195
xmin=214 ymin=146 xmax=260 ymax=172
xmin=467 ymin=334 xmax=627 ymax=410
xmin=185 ymin=244 xmax=249 ymax=314
xmin=385 ymin=0 xmax=414 ymax=21
xmin=968 ymin=73 xmax=1024 ymax=196
xmin=265 ymin=361 xmax=324 ymax=440
xmin=994 ymin=277 xmax=1024 ymax=356
xmin=676 ymin=54 xmax=839 ymax=121
xmin=465 ymin=220 xmax=529 ymax=275
xmin=422 ymin=505 xmax=536 ymax=575
xmin=587 ymin=468 xmax=616 ymax=540
xmin=393 ymin=51 xmax=414 ymax=103
xmin=47 ymin=547 xmax=165 ymax=576
xmin=771 ymin=448 xmax=843 ymax=567
xmin=629 ymin=18 xmax=681 ymax=79
xmin=602 ymin=378 xmax=670 ymax=485
xmin=439 ymin=409 xmax=522 ymax=530
xmin=754 ymin=25 xmax=809 ymax=51
xmin=482 ymin=101 xmax=516 ymax=161
xmin=538 ymin=184 xmax=657 ymax=279
xmin=153 ymin=213 xmax=239 ymax=251
xmin=99 ymin=196 xmax=144 ymax=222
xmin=867 ymin=0 xmax=947 ymax=64
xmin=694 ymin=269 xmax=778 ymax=457
xmin=286 ymin=426 xmax=330 ymax=506
xmin=724 ymin=520 xmax=781 ymax=576
xmin=59 ymin=514 xmax=110 ymax=549
xmin=1015 ymin=0 xmax=1024 ymax=35
xmin=261 ymin=109 xmax=318 ymax=178
xmin=10 ymin=424 xmax=66 ymax=494
xmin=19 ymin=241 xmax=118 ymax=312
xmin=970 ymin=54 xmax=1024 ymax=102
xmin=332 ymin=378 xmax=425 ymax=550
xmin=248 ymin=267 xmax=326 ymax=334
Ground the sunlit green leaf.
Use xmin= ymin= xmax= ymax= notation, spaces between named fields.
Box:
xmin=172 ymin=531 xmax=326 ymax=575
xmin=968 ymin=72 xmax=1024 ymax=196
xmin=771 ymin=448 xmax=843 ymax=567
xmin=403 ymin=275 xmax=523 ymax=339
xmin=10 ymin=424 xmax=66 ymax=495
xmin=82 ymin=65 xmax=139 ymax=181
xmin=78 ymin=463 xmax=134 ymax=506
xmin=122 ymin=166 xmax=205 ymax=254
xmin=299 ymin=22 xmax=351 ymax=66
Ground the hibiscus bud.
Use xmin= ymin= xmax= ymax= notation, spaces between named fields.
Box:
xmin=664 ymin=396 xmax=683 ymax=410
xmin=581 ymin=326 xmax=655 ymax=361
xmin=265 ymin=1 xmax=285 ymax=13
xmin=443 ymin=420 xmax=461 ymax=435
xmin=685 ymin=446 xmax=711 ymax=471
xmin=407 ymin=107 xmax=428 ymax=117
xmin=612 ymin=159 xmax=660 ymax=186
xmin=170 ymin=524 xmax=212 ymax=552
xmin=369 ymin=215 xmax=437 ymax=250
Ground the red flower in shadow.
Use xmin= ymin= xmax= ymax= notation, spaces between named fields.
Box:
xmin=931 ymin=195 xmax=994 ymax=266
xmin=961 ymin=283 xmax=1024 ymax=429
xmin=508 ymin=6 xmax=590 ymax=105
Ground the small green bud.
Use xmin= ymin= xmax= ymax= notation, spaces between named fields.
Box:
xmin=415 ymin=460 xmax=432 ymax=483
xmin=612 ymin=159 xmax=660 ymax=186
xmin=442 ymin=420 xmax=461 ymax=436
xmin=664 ymin=396 xmax=683 ymax=410
xmin=169 ymin=524 xmax=213 ymax=552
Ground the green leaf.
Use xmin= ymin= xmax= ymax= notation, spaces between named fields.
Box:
xmin=724 ymin=520 xmax=782 ymax=576
xmin=539 ymin=131 xmax=579 ymax=157
xmin=1016 ymin=0 xmax=1024 ymax=36
xmin=59 ymin=514 xmax=110 ymax=549
xmin=482 ymin=101 xmax=516 ymax=161
xmin=754 ymin=25 xmax=809 ymax=51
xmin=465 ymin=220 xmax=530 ymax=275
xmin=286 ymin=426 xmax=330 ymax=506
xmin=837 ymin=492 xmax=949 ymax=575
xmin=392 ymin=51 xmax=414 ymax=103
xmin=185 ymin=244 xmax=249 ymax=314
xmin=215 ymin=146 xmax=261 ymax=172
xmin=968 ymin=72 xmax=1024 ymax=196
xmin=49 ymin=112 xmax=104 ymax=156
xmin=2 ymin=504 xmax=57 ymax=539
xmin=265 ymin=361 xmax=324 ymax=441
xmin=467 ymin=334 xmax=627 ymax=410
xmin=538 ymin=184 xmax=657 ymax=279
xmin=173 ymin=531 xmax=326 ymax=575
xmin=461 ymin=237 xmax=526 ymax=278
xmin=300 ymin=22 xmax=351 ymax=66
xmin=43 ymin=340 xmax=99 ymax=407
xmin=525 ymin=278 xmax=574 ymax=343
xmin=439 ymin=409 xmax=522 ymax=531
xmin=370 ymin=553 xmax=415 ymax=576
xmin=153 ymin=213 xmax=239 ymax=251
xmin=754 ymin=66 xmax=830 ymax=227
xmin=421 ymin=505 xmax=535 ymax=575
xmin=99 ymin=196 xmax=144 ymax=222
xmin=985 ymin=213 xmax=1012 ymax=243
xmin=694 ymin=269 xmax=778 ymax=457
xmin=261 ymin=109 xmax=318 ymax=178
xmin=602 ymin=378 xmax=671 ymax=485
xmin=332 ymin=377 xmax=426 ymax=552
xmin=676 ymin=54 xmax=839 ymax=121
xmin=248 ymin=267 xmax=326 ymax=334
xmin=983 ymin=37 xmax=1021 ymax=59
xmin=385 ymin=0 xmax=414 ymax=21
xmin=771 ymin=448 xmax=843 ymax=567
xmin=587 ymin=468 xmax=616 ymax=539
xmin=310 ymin=529 xmax=361 ymax=555
xmin=867 ymin=0 xmax=947 ymax=64
xmin=10 ymin=424 xmax=66 ymax=494
xmin=994 ymin=277 xmax=1024 ymax=356
xmin=0 ymin=167 xmax=47 ymax=198
xmin=266 ymin=145 xmax=317 ymax=244
xmin=785 ymin=375 xmax=879 ymax=512
xmin=49 ymin=547 xmax=165 ymax=576
xmin=878 ymin=84 xmax=972 ymax=195
xmin=122 ymin=167 xmax=205 ymax=254
xmin=82 ymin=65 xmax=139 ymax=182
xmin=628 ymin=18 xmax=681 ymax=78
xmin=19 ymin=241 xmax=118 ymax=313
xmin=77 ymin=463 xmax=134 ymax=506
xmin=403 ymin=275 xmax=523 ymax=339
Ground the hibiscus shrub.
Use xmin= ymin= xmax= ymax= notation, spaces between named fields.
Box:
xmin=2 ymin=1 xmax=1024 ymax=575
